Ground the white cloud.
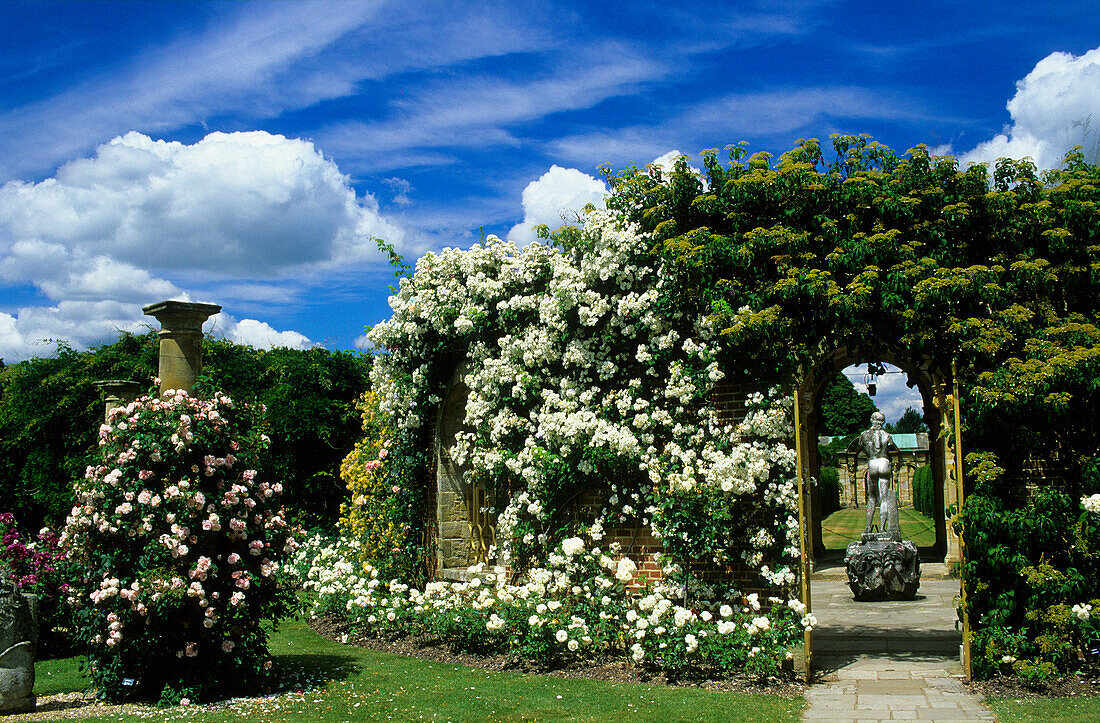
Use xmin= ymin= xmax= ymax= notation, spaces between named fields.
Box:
xmin=316 ymin=49 xmax=666 ymax=171
xmin=0 ymin=131 xmax=402 ymax=278
xmin=0 ymin=131 xmax=373 ymax=361
xmin=211 ymin=315 xmax=313 ymax=350
xmin=959 ymin=46 xmax=1100 ymax=170
xmin=0 ymin=305 xmax=309 ymax=361
xmin=649 ymin=150 xmax=689 ymax=178
xmin=383 ymin=178 xmax=414 ymax=207
xmin=0 ymin=2 xmax=550 ymax=181
xmin=506 ymin=166 xmax=609 ymax=245
xmin=647 ymin=150 xmax=708 ymax=187
xmin=846 ymin=365 xmax=924 ymax=424
xmin=549 ymin=86 xmax=936 ymax=168
xmin=0 ymin=300 xmax=154 ymax=362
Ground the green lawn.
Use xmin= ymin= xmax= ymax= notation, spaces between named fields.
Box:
xmin=39 ymin=617 xmax=804 ymax=722
xmin=986 ymin=697 xmax=1100 ymax=723
xmin=820 ymin=506 xmax=937 ymax=549
xmin=34 ymin=652 xmax=88 ymax=697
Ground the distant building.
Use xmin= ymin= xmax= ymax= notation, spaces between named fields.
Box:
xmin=820 ymin=433 xmax=930 ymax=508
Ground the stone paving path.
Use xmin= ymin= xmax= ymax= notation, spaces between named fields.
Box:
xmin=802 ymin=563 xmax=996 ymax=722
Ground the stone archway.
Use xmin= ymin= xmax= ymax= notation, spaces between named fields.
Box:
xmin=435 ymin=367 xmax=495 ymax=579
xmin=796 ymin=349 xmax=963 ymax=569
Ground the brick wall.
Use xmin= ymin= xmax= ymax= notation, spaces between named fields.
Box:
xmin=421 ymin=379 xmax=786 ymax=598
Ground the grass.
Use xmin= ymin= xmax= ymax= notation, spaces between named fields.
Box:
xmin=820 ymin=506 xmax=937 ymax=549
xmin=986 ymin=697 xmax=1100 ymax=723
xmin=38 ymin=617 xmax=804 ymax=722
xmin=34 ymin=652 xmax=88 ymax=697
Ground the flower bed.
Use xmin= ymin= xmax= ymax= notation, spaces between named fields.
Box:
xmin=296 ymin=530 xmax=813 ymax=679
xmin=0 ymin=511 xmax=77 ymax=651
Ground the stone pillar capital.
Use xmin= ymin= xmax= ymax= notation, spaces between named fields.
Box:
xmin=93 ymin=379 xmax=146 ymax=422
xmin=142 ymin=300 xmax=221 ymax=395
xmin=142 ymin=300 xmax=221 ymax=334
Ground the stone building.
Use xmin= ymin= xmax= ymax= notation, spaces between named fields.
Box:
xmin=822 ymin=432 xmax=931 ymax=509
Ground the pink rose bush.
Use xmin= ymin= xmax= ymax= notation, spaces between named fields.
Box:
xmin=62 ymin=389 xmax=299 ymax=704
xmin=0 ymin=512 xmax=77 ymax=650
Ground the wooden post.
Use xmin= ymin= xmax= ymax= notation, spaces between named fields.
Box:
xmin=793 ymin=389 xmax=813 ymax=681
xmin=951 ymin=360 xmax=971 ymax=680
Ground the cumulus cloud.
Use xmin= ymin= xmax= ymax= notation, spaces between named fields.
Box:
xmin=506 ymin=166 xmax=608 ymax=245
xmin=0 ymin=130 xmax=402 ymax=277
xmin=0 ymin=130 xmax=398 ymax=361
xmin=647 ymin=150 xmax=708 ymax=188
xmin=211 ymin=314 xmax=313 ymax=350
xmin=959 ymin=46 xmax=1100 ymax=170
xmin=0 ymin=300 xmax=155 ymax=362
xmin=649 ymin=150 xmax=689 ymax=178
xmin=847 ymin=365 xmax=924 ymax=424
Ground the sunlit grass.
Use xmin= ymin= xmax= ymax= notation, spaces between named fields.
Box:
xmin=821 ymin=506 xmax=937 ymax=549
xmin=34 ymin=652 xmax=88 ymax=697
xmin=986 ymin=696 xmax=1100 ymax=723
xmin=43 ymin=617 xmax=804 ymax=722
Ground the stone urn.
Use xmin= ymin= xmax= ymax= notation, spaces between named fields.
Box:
xmin=0 ymin=573 xmax=36 ymax=715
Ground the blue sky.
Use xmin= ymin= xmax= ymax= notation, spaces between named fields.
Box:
xmin=2 ymin=1 xmax=1099 ymax=398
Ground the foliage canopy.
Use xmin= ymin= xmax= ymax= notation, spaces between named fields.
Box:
xmin=0 ymin=334 xmax=369 ymax=531
xmin=600 ymin=135 xmax=1100 ymax=679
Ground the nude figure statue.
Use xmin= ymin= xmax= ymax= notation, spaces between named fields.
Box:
xmin=859 ymin=411 xmax=901 ymax=540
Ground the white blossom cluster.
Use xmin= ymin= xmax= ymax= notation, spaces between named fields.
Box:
xmin=1082 ymin=494 xmax=1100 ymax=514
xmin=298 ymin=534 xmax=811 ymax=672
xmin=368 ymin=209 xmax=798 ymax=579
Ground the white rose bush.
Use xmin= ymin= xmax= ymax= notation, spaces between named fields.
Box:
xmin=368 ymin=211 xmax=800 ymax=582
xmin=300 ymin=530 xmax=811 ymax=677
xmin=318 ymin=208 xmax=815 ymax=678
xmin=62 ymin=389 xmax=299 ymax=703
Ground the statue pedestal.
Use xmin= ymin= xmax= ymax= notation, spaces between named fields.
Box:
xmin=0 ymin=591 xmax=36 ymax=715
xmin=844 ymin=536 xmax=921 ymax=601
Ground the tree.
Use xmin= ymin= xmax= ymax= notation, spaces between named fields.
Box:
xmin=0 ymin=334 xmax=159 ymax=530
xmin=194 ymin=340 xmax=372 ymax=529
xmin=817 ymin=372 xmax=878 ymax=436
xmin=0 ymin=334 xmax=370 ymax=531
xmin=887 ymin=406 xmax=927 ymax=434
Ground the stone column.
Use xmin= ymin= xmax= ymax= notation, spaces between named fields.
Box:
xmin=93 ymin=380 xmax=145 ymax=422
xmin=142 ymin=301 xmax=221 ymax=395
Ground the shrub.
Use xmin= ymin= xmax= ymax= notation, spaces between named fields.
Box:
xmin=300 ymin=529 xmax=812 ymax=679
xmin=337 ymin=391 xmax=423 ymax=582
xmin=0 ymin=512 xmax=79 ymax=654
xmin=817 ymin=467 xmax=841 ymax=518
xmin=960 ymin=465 xmax=1100 ymax=680
xmin=912 ymin=465 xmax=934 ymax=517
xmin=62 ymin=389 xmax=299 ymax=703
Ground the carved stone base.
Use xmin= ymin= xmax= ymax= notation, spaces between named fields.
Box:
xmin=0 ymin=694 xmax=35 ymax=715
xmin=844 ymin=539 xmax=921 ymax=601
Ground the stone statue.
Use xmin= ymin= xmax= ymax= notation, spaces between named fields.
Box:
xmin=843 ymin=411 xmax=920 ymax=600
xmin=0 ymin=572 xmax=36 ymax=714
xmin=858 ymin=411 xmax=901 ymax=540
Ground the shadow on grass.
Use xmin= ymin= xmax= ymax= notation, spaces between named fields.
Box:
xmin=272 ymin=652 xmax=361 ymax=692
